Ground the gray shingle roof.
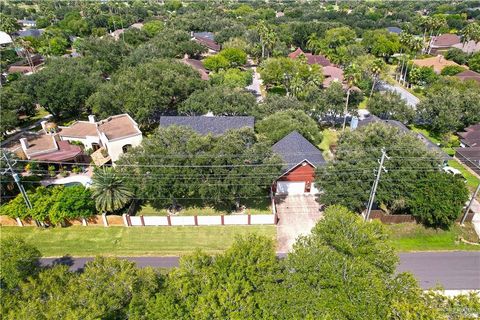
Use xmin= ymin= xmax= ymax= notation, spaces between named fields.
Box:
xmin=357 ymin=115 xmax=450 ymax=161
xmin=272 ymin=131 xmax=326 ymax=171
xmin=159 ymin=116 xmax=254 ymax=135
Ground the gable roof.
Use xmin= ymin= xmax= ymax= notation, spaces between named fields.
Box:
xmin=181 ymin=58 xmax=209 ymax=80
xmin=431 ymin=34 xmax=461 ymax=48
xmin=159 ymin=116 xmax=255 ymax=135
xmin=412 ymin=55 xmax=460 ymax=74
xmin=288 ymin=48 xmax=331 ymax=67
xmin=272 ymin=131 xmax=325 ymax=172
xmin=193 ymin=34 xmax=220 ymax=52
xmin=452 ymin=40 xmax=480 ymax=54
xmin=456 ymin=69 xmax=480 ymax=84
xmin=357 ymin=115 xmax=450 ymax=161
xmin=457 ymin=123 xmax=480 ymax=147
xmin=323 ymin=66 xmax=344 ymax=87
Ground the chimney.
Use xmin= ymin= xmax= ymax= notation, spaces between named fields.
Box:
xmin=20 ymin=138 xmax=29 ymax=151
xmin=41 ymin=120 xmax=48 ymax=132
xmin=88 ymin=115 xmax=96 ymax=123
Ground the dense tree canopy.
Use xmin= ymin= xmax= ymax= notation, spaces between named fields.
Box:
xmin=179 ymin=86 xmax=256 ymax=116
xmin=116 ymin=126 xmax=282 ymax=210
xmin=256 ymin=109 xmax=322 ymax=144
xmin=87 ymin=59 xmax=205 ymax=127
xmin=368 ymin=91 xmax=415 ymax=124
xmin=315 ymin=123 xmax=451 ymax=222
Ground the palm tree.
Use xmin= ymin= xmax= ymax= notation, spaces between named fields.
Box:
xmin=306 ymin=33 xmax=322 ymax=54
xmin=91 ymin=167 xmax=134 ymax=213
xmin=257 ymin=21 xmax=269 ymax=59
xmin=369 ymin=59 xmax=385 ymax=98
xmin=342 ymin=64 xmax=360 ymax=132
xmin=461 ymin=22 xmax=480 ymax=46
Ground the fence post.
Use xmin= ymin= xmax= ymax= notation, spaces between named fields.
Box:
xmin=248 ymin=214 xmax=251 ymax=225
xmin=194 ymin=215 xmax=198 ymax=226
xmin=122 ymin=214 xmax=129 ymax=227
xmin=167 ymin=215 xmax=171 ymax=226
xmin=102 ymin=213 xmax=109 ymax=227
xmin=82 ymin=217 xmax=87 ymax=226
xmin=221 ymin=215 xmax=224 ymax=225
xmin=140 ymin=215 xmax=145 ymax=226
xmin=16 ymin=217 xmax=23 ymax=227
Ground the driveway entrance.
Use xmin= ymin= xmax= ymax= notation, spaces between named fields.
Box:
xmin=275 ymin=195 xmax=323 ymax=252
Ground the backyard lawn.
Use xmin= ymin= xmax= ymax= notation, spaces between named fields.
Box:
xmin=386 ymin=223 xmax=479 ymax=252
xmin=447 ymin=159 xmax=480 ymax=192
xmin=0 ymin=225 xmax=276 ymax=257
xmin=318 ymin=128 xmax=339 ymax=160
xmin=409 ymin=125 xmax=455 ymax=155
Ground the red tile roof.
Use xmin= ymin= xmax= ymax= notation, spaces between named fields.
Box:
xmin=288 ymin=48 xmax=331 ymax=67
xmin=456 ymin=70 xmax=480 ymax=84
xmin=432 ymin=34 xmax=461 ymax=48
xmin=30 ymin=141 xmax=82 ymax=161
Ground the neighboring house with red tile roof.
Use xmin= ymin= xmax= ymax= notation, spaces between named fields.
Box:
xmin=455 ymin=69 xmax=480 ymax=84
xmin=17 ymin=114 xmax=142 ymax=164
xmin=288 ymin=48 xmax=331 ymax=67
xmin=452 ymin=40 xmax=480 ymax=54
xmin=322 ymin=66 xmax=344 ymax=87
xmin=412 ymin=55 xmax=461 ymax=74
xmin=181 ymin=57 xmax=209 ymax=80
xmin=457 ymin=123 xmax=480 ymax=148
xmin=429 ymin=34 xmax=461 ymax=54
xmin=192 ymin=32 xmax=220 ymax=53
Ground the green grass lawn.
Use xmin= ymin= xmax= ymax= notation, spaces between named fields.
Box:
xmin=387 ymin=223 xmax=479 ymax=252
xmin=138 ymin=198 xmax=271 ymax=216
xmin=409 ymin=125 xmax=456 ymax=156
xmin=448 ymin=159 xmax=480 ymax=192
xmin=318 ymin=128 xmax=339 ymax=160
xmin=0 ymin=225 xmax=276 ymax=257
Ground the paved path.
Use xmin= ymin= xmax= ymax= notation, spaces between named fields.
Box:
xmin=1 ymin=113 xmax=52 ymax=148
xmin=245 ymin=61 xmax=264 ymax=102
xmin=275 ymin=195 xmax=323 ymax=252
xmin=41 ymin=252 xmax=480 ymax=290
xmin=377 ymin=81 xmax=420 ymax=108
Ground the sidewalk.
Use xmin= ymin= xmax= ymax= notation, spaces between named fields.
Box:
xmin=470 ymin=199 xmax=480 ymax=239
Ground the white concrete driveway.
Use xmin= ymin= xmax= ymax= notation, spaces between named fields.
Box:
xmin=276 ymin=195 xmax=323 ymax=252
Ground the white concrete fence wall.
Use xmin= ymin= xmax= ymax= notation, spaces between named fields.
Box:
xmin=124 ymin=214 xmax=276 ymax=226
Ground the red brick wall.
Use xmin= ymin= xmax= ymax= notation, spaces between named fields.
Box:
xmin=277 ymin=163 xmax=315 ymax=182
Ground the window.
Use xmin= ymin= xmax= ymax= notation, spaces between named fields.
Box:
xmin=122 ymin=144 xmax=132 ymax=153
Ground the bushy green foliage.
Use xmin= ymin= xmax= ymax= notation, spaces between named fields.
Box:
xmin=408 ymin=172 xmax=469 ymax=228
xmin=210 ymin=68 xmax=253 ymax=88
xmin=256 ymin=109 xmax=322 ymax=144
xmin=0 ymin=185 xmax=95 ymax=224
xmin=116 ymin=126 xmax=282 ymax=210
xmin=87 ymin=59 xmax=205 ymax=126
xmin=368 ymin=91 xmax=415 ymax=123
xmin=316 ymin=123 xmax=446 ymax=219
xmin=440 ymin=65 xmax=466 ymax=76
xmin=179 ymin=86 xmax=256 ymax=115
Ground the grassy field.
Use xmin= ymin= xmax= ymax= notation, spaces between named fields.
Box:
xmin=386 ymin=223 xmax=480 ymax=252
xmin=0 ymin=225 xmax=276 ymax=257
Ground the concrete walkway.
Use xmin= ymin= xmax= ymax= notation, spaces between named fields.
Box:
xmin=275 ymin=195 xmax=323 ymax=252
xmin=1 ymin=113 xmax=52 ymax=148
xmin=245 ymin=60 xmax=264 ymax=102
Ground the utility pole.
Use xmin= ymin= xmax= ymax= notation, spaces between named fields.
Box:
xmin=365 ymin=149 xmax=388 ymax=221
xmin=1 ymin=152 xmax=32 ymax=210
xmin=461 ymin=183 xmax=480 ymax=225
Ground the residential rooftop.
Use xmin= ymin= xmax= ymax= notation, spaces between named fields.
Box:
xmin=159 ymin=116 xmax=255 ymax=135
xmin=288 ymin=48 xmax=331 ymax=67
xmin=457 ymin=123 xmax=480 ymax=147
xmin=412 ymin=55 xmax=460 ymax=74
xmin=272 ymin=131 xmax=326 ymax=171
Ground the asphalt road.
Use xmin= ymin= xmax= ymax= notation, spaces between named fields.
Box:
xmin=377 ymin=81 xmax=420 ymax=108
xmin=41 ymin=251 xmax=480 ymax=290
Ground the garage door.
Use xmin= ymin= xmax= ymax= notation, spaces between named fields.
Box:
xmin=276 ymin=181 xmax=305 ymax=195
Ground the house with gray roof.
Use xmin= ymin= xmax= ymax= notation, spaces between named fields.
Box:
xmin=159 ymin=116 xmax=255 ymax=135
xmin=354 ymin=115 xmax=451 ymax=163
xmin=272 ymin=131 xmax=326 ymax=195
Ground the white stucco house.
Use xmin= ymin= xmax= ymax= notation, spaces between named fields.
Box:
xmin=18 ymin=114 xmax=142 ymax=165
